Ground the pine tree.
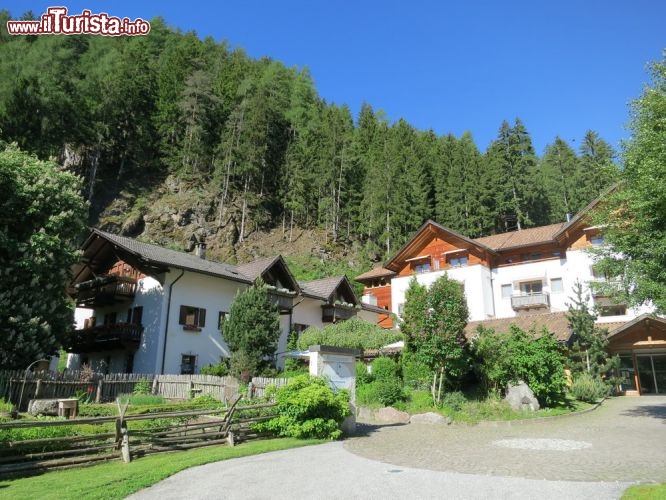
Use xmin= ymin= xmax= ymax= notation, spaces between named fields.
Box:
xmin=566 ymin=281 xmax=617 ymax=378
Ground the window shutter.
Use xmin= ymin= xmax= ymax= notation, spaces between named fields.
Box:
xmin=199 ymin=308 xmax=206 ymax=327
xmin=179 ymin=305 xmax=187 ymax=325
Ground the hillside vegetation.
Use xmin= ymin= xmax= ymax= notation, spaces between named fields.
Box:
xmin=0 ymin=11 xmax=620 ymax=271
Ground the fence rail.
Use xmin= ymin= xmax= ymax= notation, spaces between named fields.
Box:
xmin=0 ymin=371 xmax=240 ymax=410
xmin=0 ymin=400 xmax=277 ymax=478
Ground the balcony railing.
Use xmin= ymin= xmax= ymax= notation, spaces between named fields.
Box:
xmin=75 ymin=274 xmax=137 ymax=307
xmin=267 ymin=289 xmax=296 ymax=311
xmin=321 ymin=304 xmax=358 ymax=323
xmin=511 ymin=292 xmax=550 ymax=310
xmin=65 ymin=323 xmax=143 ymax=354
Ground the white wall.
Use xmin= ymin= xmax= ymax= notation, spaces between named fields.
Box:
xmin=161 ymin=270 xmax=247 ymax=374
xmin=390 ymin=264 xmax=493 ymax=323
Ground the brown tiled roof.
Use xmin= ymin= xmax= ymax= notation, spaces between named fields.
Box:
xmin=236 ymin=256 xmax=281 ymax=280
xmin=474 ymin=223 xmax=565 ymax=251
xmin=299 ymin=276 xmax=357 ymax=304
xmin=465 ymin=312 xmax=573 ymax=342
xmin=354 ymin=266 xmax=395 ymax=281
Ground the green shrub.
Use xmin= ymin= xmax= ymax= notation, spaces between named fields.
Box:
xmin=133 ymin=380 xmax=152 ymax=395
xmin=441 ymin=391 xmax=466 ymax=412
xmin=355 ymin=362 xmax=372 ymax=385
xmin=373 ymin=378 xmax=405 ymax=406
xmin=200 ymin=362 xmax=229 ymax=377
xmin=401 ymin=352 xmax=432 ymax=390
xmin=253 ymin=375 xmax=350 ymax=440
xmin=371 ymin=357 xmax=399 ymax=381
xmin=570 ymin=373 xmax=610 ymax=403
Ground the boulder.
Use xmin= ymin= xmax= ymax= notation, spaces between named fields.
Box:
xmin=410 ymin=412 xmax=452 ymax=425
xmin=27 ymin=399 xmax=59 ymax=416
xmin=358 ymin=406 xmax=410 ymax=424
xmin=505 ymin=381 xmax=540 ymax=411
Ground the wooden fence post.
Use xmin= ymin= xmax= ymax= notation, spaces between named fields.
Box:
xmin=34 ymin=379 xmax=42 ymax=399
xmin=96 ymin=379 xmax=103 ymax=403
xmin=151 ymin=377 xmax=158 ymax=396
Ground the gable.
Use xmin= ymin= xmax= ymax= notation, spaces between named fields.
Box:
xmin=385 ymin=221 xmax=495 ymax=276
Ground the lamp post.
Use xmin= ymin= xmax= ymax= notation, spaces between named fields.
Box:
xmin=17 ymin=359 xmax=49 ymax=413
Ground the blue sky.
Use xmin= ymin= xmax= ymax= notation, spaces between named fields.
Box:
xmin=4 ymin=1 xmax=665 ymax=156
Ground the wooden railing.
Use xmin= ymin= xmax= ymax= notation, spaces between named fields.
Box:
xmin=65 ymin=323 xmax=143 ymax=353
xmin=75 ymin=274 xmax=137 ymax=306
xmin=0 ymin=399 xmax=276 ymax=478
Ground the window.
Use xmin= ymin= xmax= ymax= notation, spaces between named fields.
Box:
xmin=550 ymin=278 xmax=564 ymax=293
xmin=590 ymin=234 xmax=605 ymax=246
xmin=501 ymin=284 xmax=513 ymax=299
xmin=179 ymin=305 xmax=206 ymax=330
xmin=413 ymin=262 xmax=430 ymax=273
xmin=448 ymin=255 xmax=468 ymax=268
xmin=180 ymin=354 xmax=197 ymax=374
xmin=520 ymin=281 xmax=543 ymax=295
xmin=104 ymin=312 xmax=117 ymax=325
xmin=126 ymin=306 xmax=143 ymax=325
xmin=218 ymin=311 xmax=227 ymax=329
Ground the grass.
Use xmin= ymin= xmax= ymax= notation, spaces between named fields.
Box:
xmin=622 ymin=483 xmax=666 ymax=499
xmin=0 ymin=438 xmax=321 ymax=500
xmin=392 ymin=389 xmax=593 ymax=423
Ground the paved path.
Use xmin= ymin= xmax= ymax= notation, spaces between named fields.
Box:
xmin=128 ymin=396 xmax=666 ymax=499
xmin=346 ymin=396 xmax=666 ymax=483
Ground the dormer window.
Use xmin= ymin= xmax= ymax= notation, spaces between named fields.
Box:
xmin=444 ymin=250 xmax=468 ymax=268
xmin=406 ymin=255 xmax=431 ymax=274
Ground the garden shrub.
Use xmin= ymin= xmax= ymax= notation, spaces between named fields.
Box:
xmin=200 ymin=362 xmax=229 ymax=377
xmin=253 ymin=375 xmax=350 ymax=440
xmin=401 ymin=352 xmax=432 ymax=391
xmin=371 ymin=357 xmax=400 ymax=381
xmin=373 ymin=378 xmax=405 ymax=406
xmin=570 ymin=373 xmax=610 ymax=403
xmin=355 ymin=361 xmax=372 ymax=385
xmin=441 ymin=391 xmax=466 ymax=412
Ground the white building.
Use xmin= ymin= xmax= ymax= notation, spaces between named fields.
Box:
xmin=66 ymin=230 xmax=383 ymax=374
xmin=355 ymin=198 xmax=664 ymax=395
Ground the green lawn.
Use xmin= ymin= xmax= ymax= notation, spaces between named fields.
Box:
xmin=622 ymin=483 xmax=666 ymax=499
xmin=0 ymin=438 xmax=321 ymax=500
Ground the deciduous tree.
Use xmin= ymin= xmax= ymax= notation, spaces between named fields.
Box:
xmin=0 ymin=145 xmax=87 ymax=369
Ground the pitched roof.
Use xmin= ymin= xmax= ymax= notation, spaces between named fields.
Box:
xmin=384 ymin=220 xmax=497 ymax=272
xmin=465 ymin=312 xmax=573 ymax=342
xmin=354 ymin=266 xmax=395 ymax=281
xmin=73 ymin=229 xmax=251 ymax=285
xmin=474 ymin=223 xmax=565 ymax=251
xmin=299 ymin=276 xmax=357 ymax=304
xmin=236 ymin=255 xmax=301 ymax=293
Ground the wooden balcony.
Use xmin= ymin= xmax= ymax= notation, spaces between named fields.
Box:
xmin=267 ymin=290 xmax=296 ymax=311
xmin=322 ymin=304 xmax=358 ymax=323
xmin=65 ymin=323 xmax=143 ymax=354
xmin=511 ymin=292 xmax=550 ymax=310
xmin=75 ymin=274 xmax=137 ymax=307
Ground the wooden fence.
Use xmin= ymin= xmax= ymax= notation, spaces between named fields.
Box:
xmin=0 ymin=399 xmax=277 ymax=478
xmin=0 ymin=371 xmax=240 ymax=410
xmin=249 ymin=377 xmax=290 ymax=398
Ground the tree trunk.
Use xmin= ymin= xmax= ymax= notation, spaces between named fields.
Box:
xmin=239 ymin=174 xmax=249 ymax=243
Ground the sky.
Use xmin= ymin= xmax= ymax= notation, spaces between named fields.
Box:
xmin=3 ymin=1 xmax=665 ymax=156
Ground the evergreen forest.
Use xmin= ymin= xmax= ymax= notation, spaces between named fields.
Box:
xmin=0 ymin=13 xmax=620 ymax=262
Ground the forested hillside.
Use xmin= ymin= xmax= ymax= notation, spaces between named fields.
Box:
xmin=0 ymin=12 xmax=620 ymax=265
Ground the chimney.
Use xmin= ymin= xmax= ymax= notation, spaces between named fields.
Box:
xmin=565 ymin=213 xmax=572 ymax=223
xmin=195 ymin=241 xmax=207 ymax=259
